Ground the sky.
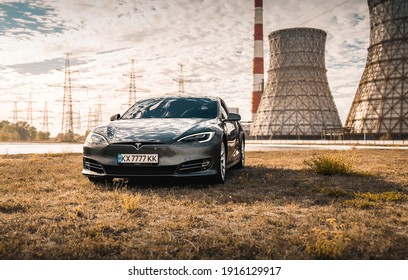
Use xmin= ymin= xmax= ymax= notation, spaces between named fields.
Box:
xmin=0 ymin=0 xmax=369 ymax=136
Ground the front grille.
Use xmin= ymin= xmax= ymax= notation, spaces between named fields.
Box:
xmin=83 ymin=158 xmax=105 ymax=174
xmin=104 ymin=165 xmax=177 ymax=176
xmin=177 ymin=159 xmax=213 ymax=173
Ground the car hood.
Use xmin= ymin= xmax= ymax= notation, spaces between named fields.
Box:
xmin=94 ymin=118 xmax=215 ymax=144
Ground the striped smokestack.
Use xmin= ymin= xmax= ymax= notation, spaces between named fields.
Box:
xmin=251 ymin=0 xmax=264 ymax=121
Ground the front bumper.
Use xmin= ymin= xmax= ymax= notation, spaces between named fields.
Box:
xmin=82 ymin=140 xmax=221 ymax=178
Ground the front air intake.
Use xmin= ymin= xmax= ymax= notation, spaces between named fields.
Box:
xmin=177 ymin=159 xmax=213 ymax=173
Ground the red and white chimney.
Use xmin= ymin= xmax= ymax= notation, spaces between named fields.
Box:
xmin=251 ymin=0 xmax=264 ymax=121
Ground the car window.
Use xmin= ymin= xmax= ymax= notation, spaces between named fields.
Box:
xmin=121 ymin=98 xmax=218 ymax=119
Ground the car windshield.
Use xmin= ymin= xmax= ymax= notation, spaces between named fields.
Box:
xmin=121 ymin=97 xmax=218 ymax=119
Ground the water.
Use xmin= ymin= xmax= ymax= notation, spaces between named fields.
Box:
xmin=0 ymin=142 xmax=83 ymax=155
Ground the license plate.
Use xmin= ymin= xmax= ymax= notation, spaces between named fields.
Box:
xmin=118 ymin=154 xmax=159 ymax=164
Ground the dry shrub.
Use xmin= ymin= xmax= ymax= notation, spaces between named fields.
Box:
xmin=122 ymin=193 xmax=141 ymax=213
xmin=342 ymin=191 xmax=407 ymax=209
xmin=304 ymin=218 xmax=351 ymax=259
xmin=304 ymin=153 xmax=354 ymax=176
xmin=355 ymin=191 xmax=407 ymax=202
xmin=238 ymin=171 xmax=252 ymax=184
xmin=313 ymin=187 xmax=348 ymax=198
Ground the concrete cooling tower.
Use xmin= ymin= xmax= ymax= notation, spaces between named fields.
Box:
xmin=345 ymin=0 xmax=408 ymax=139
xmin=251 ymin=28 xmax=342 ymax=139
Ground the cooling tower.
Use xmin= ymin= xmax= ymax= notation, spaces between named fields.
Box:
xmin=345 ymin=0 xmax=408 ymax=139
xmin=251 ymin=28 xmax=342 ymax=138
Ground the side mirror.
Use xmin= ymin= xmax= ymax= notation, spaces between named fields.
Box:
xmin=110 ymin=114 xmax=121 ymax=121
xmin=226 ymin=112 xmax=241 ymax=121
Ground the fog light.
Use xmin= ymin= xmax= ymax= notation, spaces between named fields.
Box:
xmin=201 ymin=160 xmax=211 ymax=169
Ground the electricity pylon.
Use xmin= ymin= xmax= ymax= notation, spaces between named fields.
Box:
xmin=22 ymin=92 xmax=34 ymax=126
xmin=116 ymin=59 xmax=149 ymax=107
xmin=40 ymin=101 xmax=51 ymax=133
xmin=13 ymin=101 xmax=19 ymax=123
xmin=3 ymin=100 xmax=22 ymax=123
xmin=50 ymin=53 xmax=87 ymax=141
xmin=172 ymin=64 xmax=191 ymax=96
xmin=97 ymin=95 xmax=104 ymax=127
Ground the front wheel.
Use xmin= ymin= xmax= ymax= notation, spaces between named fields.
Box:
xmin=213 ymin=141 xmax=226 ymax=184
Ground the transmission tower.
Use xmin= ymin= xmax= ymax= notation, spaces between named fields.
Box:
xmin=95 ymin=95 xmax=103 ymax=127
xmin=73 ymin=110 xmax=82 ymax=135
xmin=116 ymin=59 xmax=149 ymax=107
xmin=85 ymin=97 xmax=103 ymax=133
xmin=86 ymin=107 xmax=99 ymax=133
xmin=172 ymin=64 xmax=191 ymax=96
xmin=50 ymin=53 xmax=87 ymax=141
xmin=87 ymin=107 xmax=94 ymax=133
xmin=3 ymin=100 xmax=22 ymax=123
xmin=13 ymin=101 xmax=19 ymax=123
xmin=40 ymin=101 xmax=50 ymax=132
xmin=22 ymin=92 xmax=34 ymax=126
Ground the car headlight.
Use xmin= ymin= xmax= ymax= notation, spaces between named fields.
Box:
xmin=177 ymin=132 xmax=215 ymax=143
xmin=85 ymin=132 xmax=109 ymax=146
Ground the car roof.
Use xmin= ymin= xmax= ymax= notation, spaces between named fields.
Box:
xmin=144 ymin=96 xmax=218 ymax=100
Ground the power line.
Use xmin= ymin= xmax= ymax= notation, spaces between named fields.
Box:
xmin=298 ymin=0 xmax=353 ymax=27
xmin=278 ymin=0 xmax=329 ymax=29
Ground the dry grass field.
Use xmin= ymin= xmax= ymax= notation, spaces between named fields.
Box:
xmin=0 ymin=149 xmax=407 ymax=259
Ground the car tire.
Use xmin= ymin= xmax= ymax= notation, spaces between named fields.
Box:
xmin=213 ymin=141 xmax=226 ymax=184
xmin=234 ymin=136 xmax=245 ymax=169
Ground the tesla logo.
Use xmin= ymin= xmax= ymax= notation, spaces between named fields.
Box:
xmin=134 ymin=143 xmax=143 ymax=150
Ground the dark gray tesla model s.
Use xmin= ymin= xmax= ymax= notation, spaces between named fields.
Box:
xmin=82 ymin=97 xmax=245 ymax=184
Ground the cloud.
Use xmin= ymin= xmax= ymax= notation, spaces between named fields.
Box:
xmin=0 ymin=0 xmax=371 ymax=135
xmin=0 ymin=1 xmax=65 ymax=37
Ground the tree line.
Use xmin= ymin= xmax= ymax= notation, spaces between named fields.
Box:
xmin=0 ymin=121 xmax=50 ymax=142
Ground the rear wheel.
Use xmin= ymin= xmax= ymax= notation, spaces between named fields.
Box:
xmin=213 ymin=141 xmax=226 ymax=184
xmin=234 ymin=136 xmax=245 ymax=169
